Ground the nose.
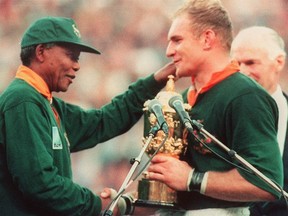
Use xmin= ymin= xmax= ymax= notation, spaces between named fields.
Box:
xmin=73 ymin=62 xmax=80 ymax=72
xmin=166 ymin=42 xmax=175 ymax=58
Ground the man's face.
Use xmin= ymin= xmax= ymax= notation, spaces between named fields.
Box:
xmin=166 ymin=15 xmax=204 ymax=78
xmin=231 ymin=45 xmax=280 ymax=93
xmin=41 ymin=44 xmax=81 ymax=92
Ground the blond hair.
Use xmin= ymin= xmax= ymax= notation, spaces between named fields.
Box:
xmin=173 ymin=0 xmax=233 ymax=50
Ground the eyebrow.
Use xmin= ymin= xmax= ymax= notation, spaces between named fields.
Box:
xmin=168 ymin=35 xmax=182 ymax=41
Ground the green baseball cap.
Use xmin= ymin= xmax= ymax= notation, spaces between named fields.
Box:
xmin=21 ymin=16 xmax=101 ymax=54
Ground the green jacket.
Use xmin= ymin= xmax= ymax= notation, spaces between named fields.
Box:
xmin=178 ymin=72 xmax=283 ymax=210
xmin=0 ymin=74 xmax=163 ymax=216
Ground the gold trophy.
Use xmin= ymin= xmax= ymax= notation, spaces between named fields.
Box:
xmin=136 ymin=75 xmax=191 ymax=208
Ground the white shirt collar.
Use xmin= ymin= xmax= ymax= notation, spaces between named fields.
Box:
xmin=271 ymin=85 xmax=288 ymax=156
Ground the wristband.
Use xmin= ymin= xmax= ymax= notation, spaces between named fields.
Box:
xmin=186 ymin=169 xmax=195 ymax=191
xmin=200 ymin=172 xmax=208 ymax=194
xmin=188 ymin=170 xmax=205 ymax=192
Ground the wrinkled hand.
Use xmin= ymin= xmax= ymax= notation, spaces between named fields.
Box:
xmin=147 ymin=154 xmax=193 ymax=191
xmin=99 ymin=188 xmax=120 ymax=216
xmin=154 ymin=62 xmax=177 ymax=83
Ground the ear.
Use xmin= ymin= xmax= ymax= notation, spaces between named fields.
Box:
xmin=35 ymin=44 xmax=46 ymax=62
xmin=275 ymin=54 xmax=285 ymax=71
xmin=202 ymin=29 xmax=216 ymax=50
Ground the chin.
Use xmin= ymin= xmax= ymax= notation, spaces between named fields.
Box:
xmin=56 ymin=88 xmax=69 ymax=92
xmin=176 ymin=69 xmax=190 ymax=78
xmin=61 ymin=88 xmax=69 ymax=92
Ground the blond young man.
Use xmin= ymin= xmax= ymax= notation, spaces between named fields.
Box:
xmin=146 ymin=1 xmax=283 ymax=215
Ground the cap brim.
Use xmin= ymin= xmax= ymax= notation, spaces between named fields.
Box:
xmin=74 ymin=42 xmax=101 ymax=54
xmin=59 ymin=41 xmax=101 ymax=54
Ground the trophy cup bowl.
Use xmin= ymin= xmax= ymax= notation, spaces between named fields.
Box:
xmin=135 ymin=75 xmax=190 ymax=209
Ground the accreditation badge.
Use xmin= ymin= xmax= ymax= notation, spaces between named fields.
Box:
xmin=52 ymin=126 xmax=63 ymax=149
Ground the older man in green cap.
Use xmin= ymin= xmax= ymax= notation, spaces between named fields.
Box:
xmin=0 ymin=16 xmax=175 ymax=215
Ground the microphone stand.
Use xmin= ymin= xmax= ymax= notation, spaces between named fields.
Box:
xmin=102 ymin=125 xmax=162 ymax=216
xmin=190 ymin=119 xmax=288 ymax=199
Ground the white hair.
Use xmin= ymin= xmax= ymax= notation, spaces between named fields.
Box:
xmin=231 ymin=26 xmax=286 ymax=60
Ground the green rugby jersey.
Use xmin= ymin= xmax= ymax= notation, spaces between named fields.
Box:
xmin=178 ymin=72 xmax=283 ymax=210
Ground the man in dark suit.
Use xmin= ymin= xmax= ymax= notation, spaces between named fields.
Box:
xmin=231 ymin=26 xmax=288 ymax=216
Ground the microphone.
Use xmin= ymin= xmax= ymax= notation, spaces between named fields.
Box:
xmin=147 ymin=99 xmax=169 ymax=134
xmin=168 ymin=95 xmax=193 ymax=132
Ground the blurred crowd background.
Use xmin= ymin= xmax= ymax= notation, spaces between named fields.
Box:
xmin=1 ymin=0 xmax=287 ymax=194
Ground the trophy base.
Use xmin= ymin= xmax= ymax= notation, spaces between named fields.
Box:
xmin=133 ymin=199 xmax=180 ymax=210
xmin=137 ymin=179 xmax=180 ymax=209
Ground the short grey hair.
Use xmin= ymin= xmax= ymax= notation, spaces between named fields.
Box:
xmin=231 ymin=26 xmax=286 ymax=60
xmin=20 ymin=43 xmax=56 ymax=66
